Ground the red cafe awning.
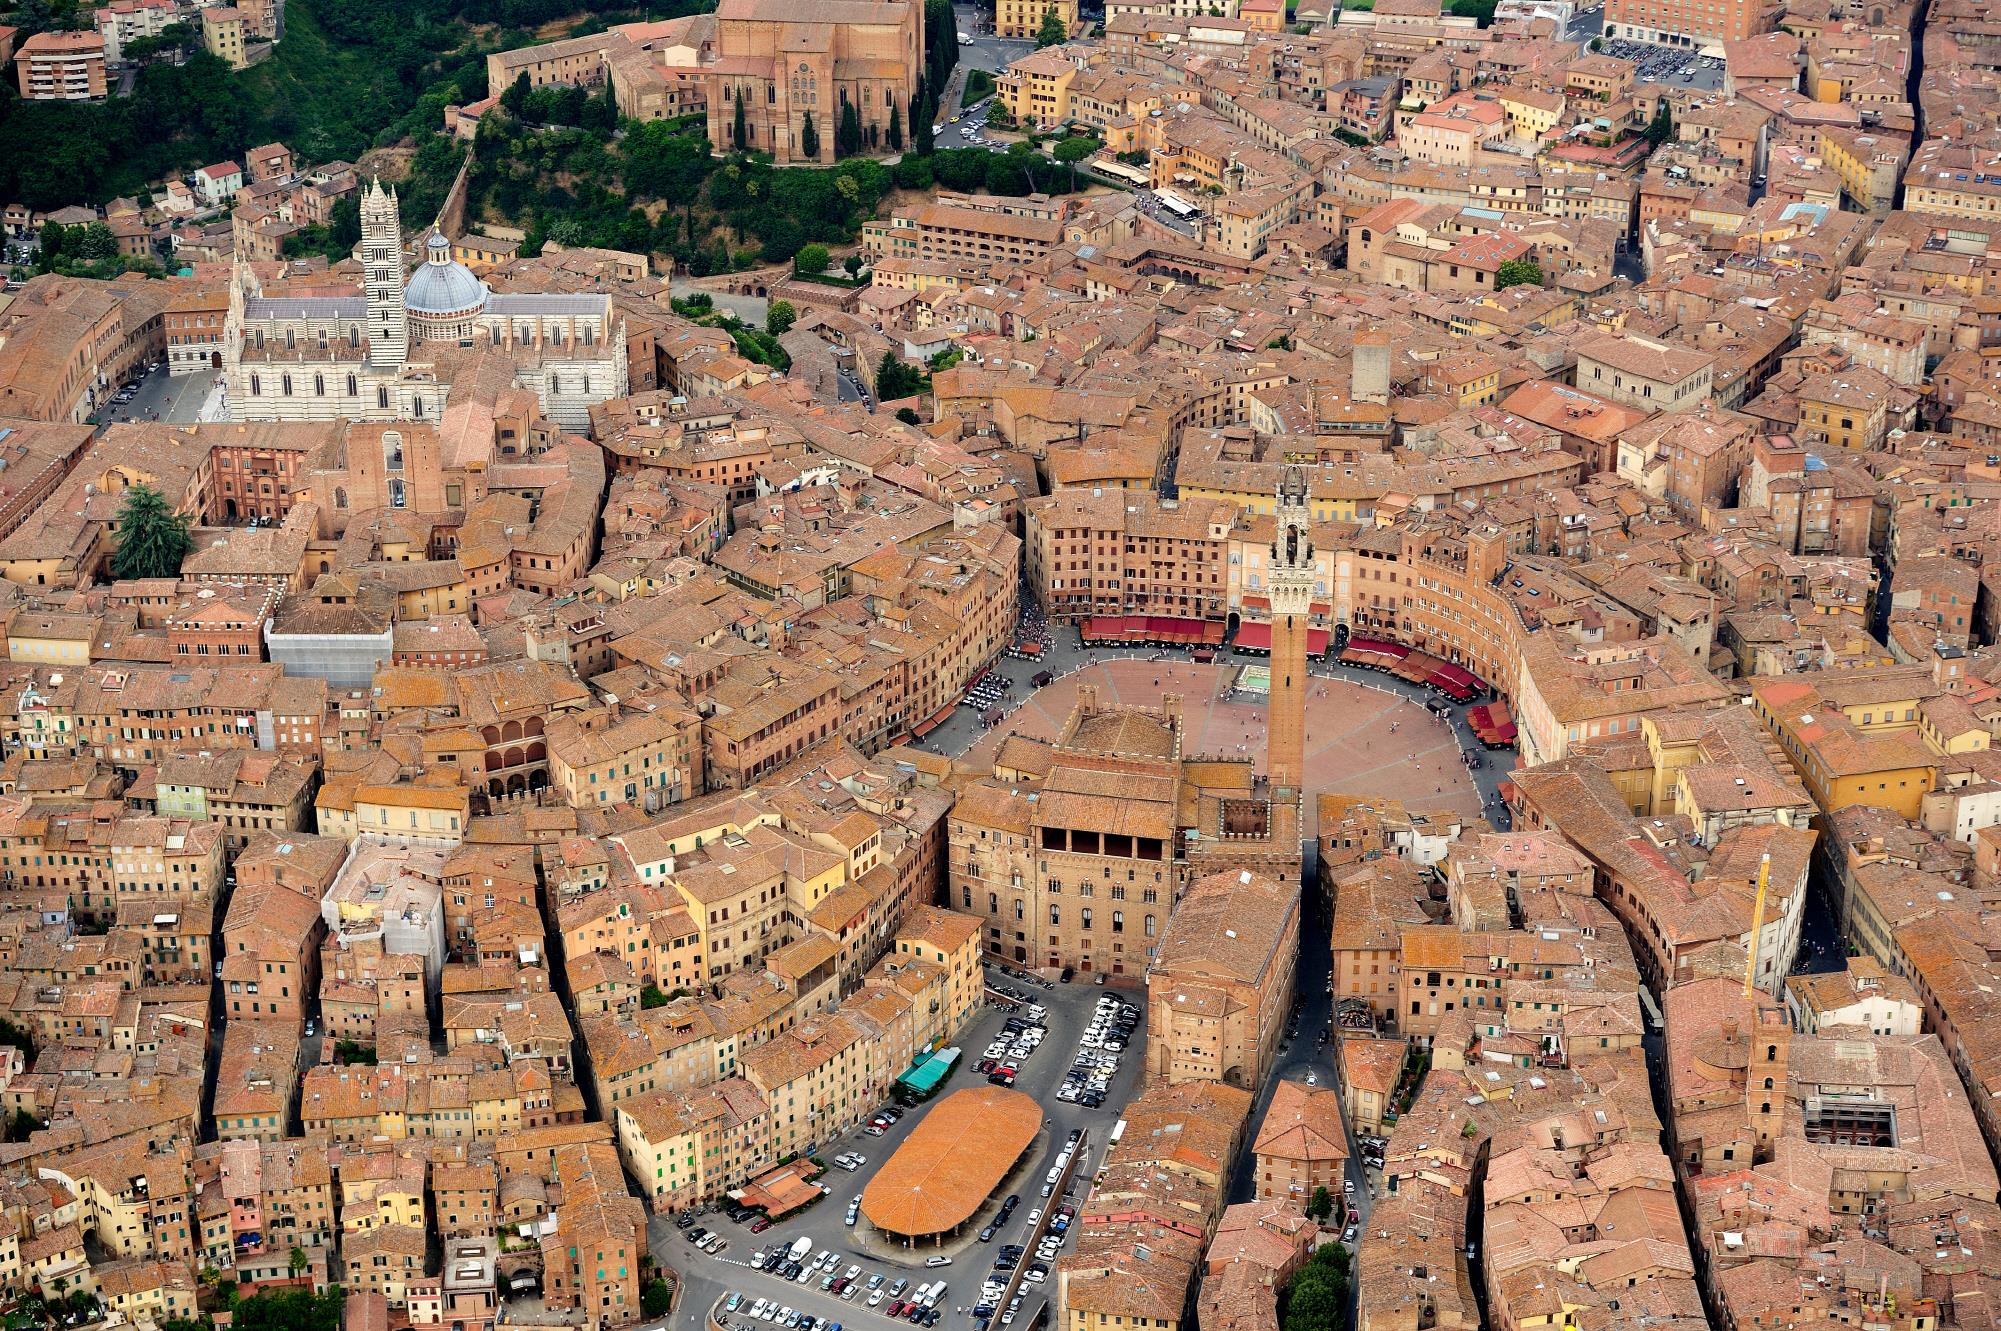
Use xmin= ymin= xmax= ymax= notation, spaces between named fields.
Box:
xmin=1432 ymin=663 xmax=1480 ymax=693
xmin=1232 ymin=623 xmax=1328 ymax=654
xmin=910 ymin=701 xmax=956 ymax=738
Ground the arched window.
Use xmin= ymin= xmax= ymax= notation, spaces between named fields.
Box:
xmin=348 ymin=325 xmax=359 ymax=348
xmin=1766 ymin=1045 xmax=1778 ymax=1062
xmin=376 ymin=385 xmax=389 ymax=410
xmin=314 ymin=374 xmax=325 ymax=396
xmin=334 ymin=487 xmax=348 ymax=510
xmin=281 ymin=373 xmax=293 ymax=396
xmin=346 ymin=374 xmax=357 ymax=396
xmin=249 ymin=373 xmax=261 ymax=395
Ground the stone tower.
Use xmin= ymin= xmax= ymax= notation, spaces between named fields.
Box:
xmin=360 ymin=179 xmax=409 ymax=371
xmin=1747 ymin=1002 xmax=1792 ymax=1162
xmin=1266 ymin=466 xmax=1315 ymax=845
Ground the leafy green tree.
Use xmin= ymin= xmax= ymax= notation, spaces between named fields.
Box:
xmin=1494 ymin=258 xmax=1543 ymax=290
xmin=232 ymin=1287 xmax=343 ymax=1331
xmin=642 ymin=1280 xmax=673 ymax=1318
xmin=1036 ymin=4 xmax=1069 ymax=45
xmin=623 ymin=120 xmax=712 ymax=200
xmin=1053 ymin=133 xmax=1097 ymax=187
xmin=123 ymin=22 xmax=195 ymax=61
xmin=7 ymin=1109 xmax=40 ymax=1142
xmin=1645 ymin=100 xmax=1673 ymax=145
xmin=1306 ymin=1185 xmax=1333 ymax=1220
xmin=333 ymin=1039 xmax=377 ymax=1065
xmin=1282 ymin=1267 xmax=1344 ymax=1331
xmin=795 ymin=242 xmax=831 ymax=275
xmin=896 ymin=406 xmax=922 ymax=425
xmin=887 ymin=97 xmax=903 ymax=151
xmin=502 ymin=71 xmax=532 ymax=118
xmin=289 ymin=1246 xmax=309 ymax=1278
xmin=580 ymin=86 xmax=618 ymax=133
xmin=875 ymin=351 xmax=927 ymax=400
xmin=76 ymin=223 xmax=118 ymax=262
xmin=110 ymin=484 xmax=191 ymax=579
xmin=734 ymin=89 xmax=749 ymax=151
xmin=766 ymin=300 xmax=797 ymax=335
xmin=36 ymin=221 xmax=70 ymax=271
xmin=11 ymin=0 xmax=87 ymax=36
xmin=641 ymin=985 xmax=670 ymax=1009
xmin=800 ymin=111 xmax=820 ymax=160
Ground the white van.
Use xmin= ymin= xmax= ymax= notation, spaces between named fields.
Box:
xmin=788 ymin=1236 xmax=814 ymax=1263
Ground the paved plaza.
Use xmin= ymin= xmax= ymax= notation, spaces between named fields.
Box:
xmin=931 ymin=653 xmax=1495 ymax=834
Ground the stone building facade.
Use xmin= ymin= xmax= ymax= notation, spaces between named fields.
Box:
xmin=704 ymin=0 xmax=924 ymax=165
xmin=223 ymin=180 xmax=628 ymax=431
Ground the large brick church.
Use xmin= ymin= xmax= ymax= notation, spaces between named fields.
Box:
xmin=704 ymin=0 xmax=925 ymax=164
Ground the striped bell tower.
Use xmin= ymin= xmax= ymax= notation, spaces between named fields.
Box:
xmin=1266 ymin=466 xmax=1314 ymax=845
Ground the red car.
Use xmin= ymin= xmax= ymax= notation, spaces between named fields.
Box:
xmin=750 ymin=1218 xmax=772 ymax=1233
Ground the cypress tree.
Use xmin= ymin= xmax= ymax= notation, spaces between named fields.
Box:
xmin=837 ymin=95 xmax=863 ymax=157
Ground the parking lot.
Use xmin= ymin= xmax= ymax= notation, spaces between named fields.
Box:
xmin=90 ymin=362 xmax=226 ymax=427
xmin=1598 ymin=34 xmax=1725 ymax=88
xmin=658 ymin=972 xmax=1147 ymax=1331
xmin=951 ymin=3 xmax=1033 ymax=77
xmin=944 ymin=97 xmax=1006 ymax=154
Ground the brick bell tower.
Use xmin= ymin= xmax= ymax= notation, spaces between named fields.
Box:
xmin=1266 ymin=466 xmax=1315 ymax=848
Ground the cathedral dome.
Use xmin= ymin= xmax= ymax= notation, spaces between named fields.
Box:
xmin=404 ymin=231 xmax=488 ymax=317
